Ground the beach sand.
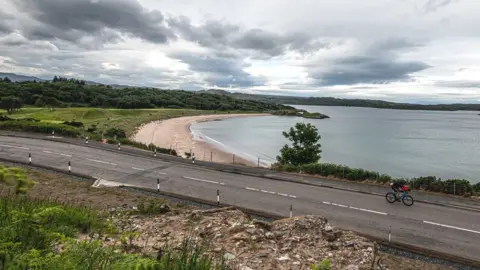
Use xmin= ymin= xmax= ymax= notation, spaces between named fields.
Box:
xmin=133 ymin=114 xmax=269 ymax=166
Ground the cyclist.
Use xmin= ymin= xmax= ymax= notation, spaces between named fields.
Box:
xmin=390 ymin=182 xmax=409 ymax=198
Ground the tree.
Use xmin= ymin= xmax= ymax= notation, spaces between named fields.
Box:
xmin=0 ymin=96 xmax=23 ymax=114
xmin=276 ymin=122 xmax=322 ymax=166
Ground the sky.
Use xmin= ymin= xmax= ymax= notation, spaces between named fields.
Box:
xmin=1 ymin=0 xmax=480 ymax=103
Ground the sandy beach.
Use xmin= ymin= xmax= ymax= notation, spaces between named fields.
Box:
xmin=133 ymin=114 xmax=269 ymax=166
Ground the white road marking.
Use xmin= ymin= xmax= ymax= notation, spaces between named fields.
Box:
xmin=0 ymin=144 xmax=29 ymax=150
xmin=42 ymin=150 xmax=72 ymax=157
xmin=423 ymin=221 xmax=480 ymax=235
xmin=323 ymin=201 xmax=387 ymax=216
xmin=132 ymin=167 xmax=145 ymax=171
xmin=183 ymin=176 xmax=219 ymax=185
xmin=245 ymin=187 xmax=296 ymax=198
xmin=155 ymin=171 xmax=167 ymax=175
xmin=87 ymin=158 xmax=117 ymax=166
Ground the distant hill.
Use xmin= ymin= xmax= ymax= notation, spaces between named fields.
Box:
xmin=0 ymin=72 xmax=46 ymax=82
xmin=201 ymin=89 xmax=480 ymax=111
xmin=0 ymin=72 xmax=132 ymax=89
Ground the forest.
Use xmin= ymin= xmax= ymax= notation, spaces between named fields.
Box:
xmin=0 ymin=77 xmax=293 ymax=112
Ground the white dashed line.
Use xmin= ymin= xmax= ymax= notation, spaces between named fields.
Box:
xmin=155 ymin=171 xmax=167 ymax=175
xmin=42 ymin=150 xmax=72 ymax=157
xmin=423 ymin=221 xmax=480 ymax=234
xmin=87 ymin=158 xmax=117 ymax=166
xmin=323 ymin=201 xmax=387 ymax=216
xmin=245 ymin=187 xmax=296 ymax=198
xmin=0 ymin=144 xmax=29 ymax=150
xmin=183 ymin=176 xmax=220 ymax=185
xmin=132 ymin=167 xmax=145 ymax=171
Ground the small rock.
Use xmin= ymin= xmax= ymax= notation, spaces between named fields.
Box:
xmin=324 ymin=224 xmax=334 ymax=232
xmin=265 ymin=232 xmax=274 ymax=239
xmin=214 ymin=233 xmax=222 ymax=239
xmin=213 ymin=247 xmax=222 ymax=253
xmin=328 ymin=242 xmax=340 ymax=250
xmin=252 ymin=219 xmax=272 ymax=230
xmin=367 ymin=247 xmax=373 ymax=252
xmin=293 ymin=261 xmax=301 ymax=265
xmin=246 ymin=228 xmax=257 ymax=235
xmin=232 ymin=232 xmax=249 ymax=241
xmin=241 ymin=266 xmax=253 ymax=270
xmin=345 ymin=265 xmax=359 ymax=270
xmin=223 ymin=253 xmax=236 ymax=261
xmin=343 ymin=241 xmax=355 ymax=247
xmin=328 ymin=252 xmax=333 ymax=257
xmin=277 ymin=255 xmax=290 ymax=261
xmin=256 ymin=251 xmax=269 ymax=258
xmin=228 ymin=223 xmax=244 ymax=234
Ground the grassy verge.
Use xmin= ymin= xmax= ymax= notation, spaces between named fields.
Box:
xmin=0 ymin=164 xmax=229 ymax=269
xmin=273 ymin=163 xmax=480 ymax=198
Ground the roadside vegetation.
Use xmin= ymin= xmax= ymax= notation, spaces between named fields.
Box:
xmin=275 ymin=122 xmax=480 ymax=198
xmin=0 ymin=164 xmax=229 ymax=269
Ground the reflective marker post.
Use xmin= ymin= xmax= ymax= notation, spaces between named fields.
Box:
xmin=28 ymin=153 xmax=31 ymax=165
xmin=85 ymin=136 xmax=89 ymax=144
xmin=154 ymin=148 xmax=157 ymax=157
xmin=388 ymin=225 xmax=391 ymax=244
xmin=118 ymin=142 xmax=121 ymax=150
xmin=68 ymin=161 xmax=71 ymax=174
xmin=157 ymin=178 xmax=160 ymax=192
xmin=217 ymin=190 xmax=220 ymax=205
xmin=290 ymin=204 xmax=293 ymax=218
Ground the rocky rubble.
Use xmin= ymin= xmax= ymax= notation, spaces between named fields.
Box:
xmin=107 ymin=206 xmax=375 ymax=270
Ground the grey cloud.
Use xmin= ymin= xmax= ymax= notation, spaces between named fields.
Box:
xmin=169 ymin=51 xmax=267 ymax=88
xmin=0 ymin=10 xmax=15 ymax=34
xmin=168 ymin=17 xmax=321 ymax=57
xmin=307 ymin=38 xmax=431 ymax=86
xmin=13 ymin=0 xmax=174 ymax=45
xmin=436 ymin=80 xmax=480 ymax=88
xmin=424 ymin=0 xmax=457 ymax=13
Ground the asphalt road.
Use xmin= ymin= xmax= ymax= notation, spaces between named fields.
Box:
xmin=1 ymin=136 xmax=479 ymax=263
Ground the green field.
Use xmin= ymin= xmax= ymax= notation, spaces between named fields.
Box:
xmin=2 ymin=107 xmax=229 ymax=137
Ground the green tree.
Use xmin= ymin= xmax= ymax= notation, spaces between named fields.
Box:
xmin=0 ymin=96 xmax=23 ymax=114
xmin=276 ymin=122 xmax=322 ymax=166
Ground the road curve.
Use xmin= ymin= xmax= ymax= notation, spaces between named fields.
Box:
xmin=0 ymin=136 xmax=479 ymax=263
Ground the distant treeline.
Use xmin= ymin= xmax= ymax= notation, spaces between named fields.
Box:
xmin=0 ymin=78 xmax=293 ymax=112
xmin=202 ymin=90 xmax=480 ymax=111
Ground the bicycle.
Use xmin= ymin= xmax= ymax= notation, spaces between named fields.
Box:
xmin=385 ymin=190 xmax=414 ymax=206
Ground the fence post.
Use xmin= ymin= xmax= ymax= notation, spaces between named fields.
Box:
xmin=157 ymin=178 xmax=160 ymax=192
xmin=217 ymin=190 xmax=220 ymax=205
xmin=68 ymin=161 xmax=71 ymax=174
xmin=290 ymin=204 xmax=293 ymax=218
xmin=28 ymin=153 xmax=31 ymax=165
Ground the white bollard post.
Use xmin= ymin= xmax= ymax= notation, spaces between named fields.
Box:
xmin=118 ymin=142 xmax=121 ymax=150
xmin=68 ymin=161 xmax=71 ymax=174
xmin=85 ymin=136 xmax=89 ymax=144
xmin=192 ymin=153 xmax=195 ymax=164
xmin=388 ymin=225 xmax=391 ymax=244
xmin=28 ymin=153 xmax=32 ymax=165
xmin=290 ymin=204 xmax=293 ymax=218
xmin=217 ymin=190 xmax=220 ymax=205
xmin=157 ymin=178 xmax=160 ymax=192
xmin=52 ymin=130 xmax=55 ymax=136
xmin=154 ymin=148 xmax=157 ymax=157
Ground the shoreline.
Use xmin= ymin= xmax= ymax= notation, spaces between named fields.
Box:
xmin=133 ymin=113 xmax=270 ymax=167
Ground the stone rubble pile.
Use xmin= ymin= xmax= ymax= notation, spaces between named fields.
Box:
xmin=109 ymin=206 xmax=375 ymax=270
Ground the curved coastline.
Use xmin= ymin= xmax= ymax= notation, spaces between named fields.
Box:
xmin=133 ymin=114 xmax=269 ymax=166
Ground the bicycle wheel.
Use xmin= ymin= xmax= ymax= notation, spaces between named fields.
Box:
xmin=402 ymin=195 xmax=414 ymax=206
xmin=386 ymin=192 xmax=396 ymax=203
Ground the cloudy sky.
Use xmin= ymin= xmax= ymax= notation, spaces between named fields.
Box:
xmin=1 ymin=0 xmax=479 ymax=103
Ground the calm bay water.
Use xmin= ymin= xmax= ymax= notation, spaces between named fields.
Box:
xmin=190 ymin=105 xmax=480 ymax=183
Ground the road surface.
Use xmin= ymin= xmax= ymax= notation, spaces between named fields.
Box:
xmin=0 ymin=136 xmax=479 ymax=263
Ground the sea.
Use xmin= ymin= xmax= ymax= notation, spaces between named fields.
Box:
xmin=190 ymin=105 xmax=480 ymax=183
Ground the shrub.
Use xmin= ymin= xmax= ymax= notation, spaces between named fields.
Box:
xmin=105 ymin=127 xmax=127 ymax=139
xmin=0 ymin=120 xmax=81 ymax=137
xmin=63 ymin=120 xmax=84 ymax=128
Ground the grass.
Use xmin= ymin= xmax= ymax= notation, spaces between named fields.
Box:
xmin=0 ymin=164 xmax=230 ymax=270
xmin=2 ymin=107 xmax=234 ymax=137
